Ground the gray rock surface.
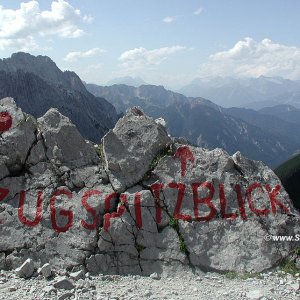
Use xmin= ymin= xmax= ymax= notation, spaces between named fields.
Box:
xmin=69 ymin=270 xmax=85 ymax=281
xmin=0 ymin=98 xmax=116 ymax=272
xmin=102 ymin=107 xmax=172 ymax=192
xmin=15 ymin=258 xmax=34 ymax=278
xmin=38 ymin=263 xmax=52 ymax=278
xmin=37 ymin=108 xmax=99 ymax=168
xmin=53 ymin=277 xmax=75 ymax=290
xmin=0 ymin=98 xmax=300 ymax=279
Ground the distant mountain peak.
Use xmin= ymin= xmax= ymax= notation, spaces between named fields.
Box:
xmin=0 ymin=52 xmax=119 ymax=142
xmin=106 ymin=76 xmax=147 ymax=87
xmin=179 ymin=76 xmax=300 ymax=108
xmin=0 ymin=52 xmax=87 ymax=93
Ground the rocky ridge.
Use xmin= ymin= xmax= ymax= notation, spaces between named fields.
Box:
xmin=0 ymin=97 xmax=300 ymax=282
xmin=0 ymin=53 xmax=119 ymax=143
xmin=86 ymin=83 xmax=300 ymax=167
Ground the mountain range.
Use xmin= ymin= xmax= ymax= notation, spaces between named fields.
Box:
xmin=85 ymin=83 xmax=300 ymax=167
xmin=1 ymin=52 xmax=299 ymax=168
xmin=0 ymin=52 xmax=119 ymax=143
xmin=106 ymin=76 xmax=147 ymax=87
xmin=179 ymin=76 xmax=300 ymax=109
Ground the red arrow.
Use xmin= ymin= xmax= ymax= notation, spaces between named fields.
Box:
xmin=173 ymin=146 xmax=195 ymax=177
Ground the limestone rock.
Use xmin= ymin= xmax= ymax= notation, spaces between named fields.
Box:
xmin=0 ymin=97 xmax=36 ymax=180
xmin=15 ymin=258 xmax=34 ymax=278
xmin=102 ymin=107 xmax=172 ymax=192
xmin=148 ymin=145 xmax=300 ymax=272
xmin=42 ymin=286 xmax=56 ymax=294
xmin=246 ymin=289 xmax=266 ymax=299
xmin=0 ymin=98 xmax=116 ymax=273
xmin=58 ymin=292 xmax=75 ymax=300
xmin=38 ymin=263 xmax=52 ymax=278
xmin=150 ymin=272 xmax=160 ymax=280
xmin=69 ymin=270 xmax=85 ymax=281
xmin=53 ymin=277 xmax=75 ymax=290
xmin=37 ymin=108 xmax=99 ymax=169
xmin=1 ymin=98 xmax=300 ymax=278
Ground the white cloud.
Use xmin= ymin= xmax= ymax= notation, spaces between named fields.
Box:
xmin=199 ymin=38 xmax=300 ymax=79
xmin=163 ymin=16 xmax=176 ymax=23
xmin=119 ymin=46 xmax=186 ymax=71
xmin=0 ymin=0 xmax=91 ymax=51
xmin=0 ymin=36 xmax=39 ymax=52
xmin=193 ymin=7 xmax=203 ymax=15
xmin=64 ymin=48 xmax=105 ymax=62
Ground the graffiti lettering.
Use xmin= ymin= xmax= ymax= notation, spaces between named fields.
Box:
xmin=0 ymin=181 xmax=291 ymax=232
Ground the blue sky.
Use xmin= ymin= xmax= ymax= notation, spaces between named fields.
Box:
xmin=0 ymin=0 xmax=300 ymax=88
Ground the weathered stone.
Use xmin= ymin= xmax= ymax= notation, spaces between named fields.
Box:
xmin=38 ymin=263 xmax=52 ymax=278
xmin=0 ymin=97 xmax=36 ymax=180
xmin=288 ymin=282 xmax=300 ymax=291
xmin=102 ymin=107 xmax=171 ymax=192
xmin=53 ymin=277 xmax=75 ymax=290
xmin=1 ymin=99 xmax=300 ymax=278
xmin=37 ymin=108 xmax=99 ymax=169
xmin=58 ymin=292 xmax=75 ymax=300
xmin=147 ymin=145 xmax=300 ymax=272
xmin=15 ymin=258 xmax=34 ymax=278
xmin=69 ymin=270 xmax=85 ymax=281
xmin=42 ymin=285 xmax=56 ymax=294
xmin=150 ymin=272 xmax=160 ymax=280
xmin=246 ymin=289 xmax=266 ymax=299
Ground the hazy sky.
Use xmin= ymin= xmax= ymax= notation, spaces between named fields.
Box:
xmin=0 ymin=0 xmax=300 ymax=88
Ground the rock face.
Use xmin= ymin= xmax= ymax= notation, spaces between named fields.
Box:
xmin=0 ymin=97 xmax=300 ymax=277
xmin=15 ymin=258 xmax=35 ymax=278
xmin=102 ymin=107 xmax=172 ymax=192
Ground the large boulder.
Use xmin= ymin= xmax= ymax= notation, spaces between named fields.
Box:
xmin=102 ymin=107 xmax=172 ymax=192
xmin=0 ymin=98 xmax=116 ymax=272
xmin=147 ymin=148 xmax=300 ymax=272
xmin=0 ymin=98 xmax=299 ymax=276
xmin=38 ymin=108 xmax=99 ymax=169
xmin=0 ymin=97 xmax=36 ymax=180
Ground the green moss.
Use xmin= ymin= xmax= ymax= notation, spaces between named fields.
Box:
xmin=179 ymin=235 xmax=189 ymax=255
xmin=225 ymin=271 xmax=263 ymax=280
xmin=294 ymin=246 xmax=300 ymax=256
xmin=169 ymin=217 xmax=189 ymax=255
xmin=149 ymin=145 xmax=174 ymax=171
xmin=225 ymin=271 xmax=238 ymax=279
xmin=135 ymin=244 xmax=146 ymax=253
xmin=169 ymin=217 xmax=179 ymax=231
xmin=280 ymin=260 xmax=300 ymax=276
xmin=240 ymin=272 xmax=263 ymax=280
xmin=279 ymin=246 xmax=300 ymax=276
xmin=95 ymin=144 xmax=104 ymax=158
